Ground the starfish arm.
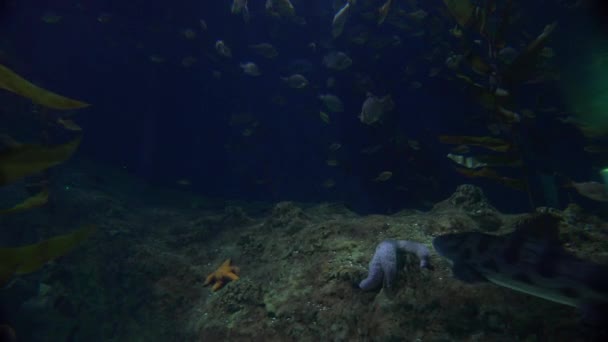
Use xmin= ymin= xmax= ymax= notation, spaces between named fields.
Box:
xmin=379 ymin=241 xmax=398 ymax=290
xmin=203 ymin=274 xmax=216 ymax=286
xmin=204 ymin=259 xmax=241 ymax=291
xmin=359 ymin=264 xmax=383 ymax=290
xmin=359 ymin=240 xmax=432 ymax=293
xmin=359 ymin=244 xmax=389 ymax=291
xmin=221 ymin=259 xmax=232 ymax=268
xmin=225 ymin=272 xmax=239 ymax=281
xmin=212 ymin=281 xmax=224 ymax=291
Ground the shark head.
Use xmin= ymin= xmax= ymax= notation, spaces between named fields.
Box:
xmin=433 ymin=214 xmax=608 ymax=324
xmin=432 ymin=231 xmax=490 ymax=262
xmin=433 ymin=230 xmax=506 ymax=283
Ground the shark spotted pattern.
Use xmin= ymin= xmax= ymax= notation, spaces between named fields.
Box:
xmin=433 ymin=214 xmax=608 ymax=324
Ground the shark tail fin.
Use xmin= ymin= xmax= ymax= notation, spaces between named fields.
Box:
xmin=579 ymin=302 xmax=608 ymax=340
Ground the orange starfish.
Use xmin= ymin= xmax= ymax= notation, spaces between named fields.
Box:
xmin=203 ymin=259 xmax=240 ymax=291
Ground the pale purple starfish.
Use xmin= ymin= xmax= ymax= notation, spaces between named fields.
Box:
xmin=359 ymin=240 xmax=431 ymax=292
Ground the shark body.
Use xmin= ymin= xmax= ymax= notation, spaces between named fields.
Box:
xmin=432 ymin=214 xmax=608 ymax=322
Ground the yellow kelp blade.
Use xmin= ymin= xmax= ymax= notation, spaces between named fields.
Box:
xmin=439 ymin=135 xmax=511 ymax=152
xmin=494 ymin=0 xmax=513 ymax=49
xmin=0 ymin=264 xmax=18 ymax=288
xmin=0 ymin=189 xmax=49 ymax=215
xmin=504 ymin=22 xmax=557 ymax=84
xmin=56 ymin=118 xmax=82 ymax=132
xmin=0 ymin=64 xmax=89 ymax=110
xmin=443 ymin=0 xmax=474 ymax=27
xmin=0 ymin=225 xmax=95 ymax=287
xmin=0 ymin=136 xmax=82 ymax=186
xmin=475 ymin=154 xmax=523 ymax=168
xmin=455 ymin=73 xmax=474 ymax=84
xmin=465 ymin=51 xmax=492 ymax=76
xmin=448 ymin=152 xmax=522 ymax=169
xmin=455 ymin=167 xmax=527 ymax=191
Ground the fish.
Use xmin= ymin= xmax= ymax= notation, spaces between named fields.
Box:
xmin=181 ymin=56 xmax=197 ymax=67
xmin=570 ymin=181 xmax=608 ymax=202
xmin=359 ymin=93 xmax=394 ymax=125
xmin=497 ymin=106 xmax=521 ymax=123
xmin=447 ymin=153 xmax=487 ymax=169
xmin=407 ymin=9 xmax=428 ymax=21
xmin=176 ymin=179 xmax=191 ymax=186
xmin=231 ymin=0 xmax=250 ymax=22
xmin=97 ymin=13 xmax=112 ymax=23
xmin=328 ymin=142 xmax=342 ymax=151
xmin=323 ymin=51 xmax=353 ymax=71
xmin=249 ymin=43 xmax=278 ymax=59
xmin=215 ymin=40 xmax=232 ymax=58
xmin=148 ymin=55 xmax=165 ymax=63
xmin=433 ymin=214 xmax=608 ymax=324
xmin=180 ymin=29 xmax=197 ymax=40
xmin=332 ymin=1 xmax=352 ymax=38
xmin=240 ymin=62 xmax=261 ymax=76
xmin=445 ymin=54 xmax=463 ymax=70
xmin=319 ymin=94 xmax=344 ymax=112
xmin=374 ymin=171 xmax=393 ymax=182
xmin=449 ymin=25 xmax=463 ymax=38
xmin=377 ymin=0 xmax=393 ymax=25
xmin=41 ymin=12 xmax=62 ymax=24
xmin=322 ymin=179 xmax=336 ymax=188
xmin=281 ymin=74 xmax=309 ymax=89
xmin=229 ymin=112 xmax=255 ymax=126
xmin=326 ymin=159 xmax=339 ymax=166
xmin=498 ymin=46 xmax=518 ymax=64
xmin=319 ymin=111 xmax=330 ymax=124
xmin=265 ymin=0 xmax=295 ymax=17
xmin=361 ymin=144 xmax=382 ymax=154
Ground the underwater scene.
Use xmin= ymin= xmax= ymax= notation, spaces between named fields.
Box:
xmin=2 ymin=0 xmax=608 ymax=340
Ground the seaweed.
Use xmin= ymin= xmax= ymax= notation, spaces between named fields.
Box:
xmin=0 ymin=189 xmax=48 ymax=215
xmin=0 ymin=61 xmax=93 ymax=287
xmin=0 ymin=64 xmax=89 ymax=110
xmin=0 ymin=136 xmax=82 ymax=186
xmin=0 ymin=226 xmax=96 ymax=287
xmin=439 ymin=135 xmax=511 ymax=152
xmin=443 ymin=0 xmax=474 ymax=28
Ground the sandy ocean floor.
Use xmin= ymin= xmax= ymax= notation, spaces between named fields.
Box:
xmin=1 ymin=160 xmax=607 ymax=341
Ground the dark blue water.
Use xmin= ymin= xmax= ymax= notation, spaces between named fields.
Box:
xmin=0 ymin=0 xmax=603 ymax=214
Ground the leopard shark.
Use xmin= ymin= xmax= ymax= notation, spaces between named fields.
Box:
xmin=432 ymin=214 xmax=608 ymax=323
